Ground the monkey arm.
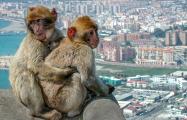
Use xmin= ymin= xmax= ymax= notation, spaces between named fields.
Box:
xmin=37 ymin=64 xmax=75 ymax=81
xmin=28 ymin=61 xmax=75 ymax=81
xmin=76 ymin=47 xmax=109 ymax=96
xmin=27 ymin=41 xmax=74 ymax=81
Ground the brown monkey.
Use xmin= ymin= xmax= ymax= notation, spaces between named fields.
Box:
xmin=9 ymin=6 xmax=74 ymax=120
xmin=39 ymin=16 xmax=114 ymax=117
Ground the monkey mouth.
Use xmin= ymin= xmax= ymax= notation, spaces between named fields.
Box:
xmin=36 ymin=33 xmax=46 ymax=41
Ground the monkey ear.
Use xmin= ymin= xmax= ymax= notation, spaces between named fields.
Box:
xmin=67 ymin=27 xmax=77 ymax=39
xmin=29 ymin=7 xmax=35 ymax=11
xmin=51 ymin=8 xmax=57 ymax=21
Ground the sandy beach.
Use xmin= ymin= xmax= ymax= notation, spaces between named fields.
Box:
xmin=0 ymin=19 xmax=26 ymax=32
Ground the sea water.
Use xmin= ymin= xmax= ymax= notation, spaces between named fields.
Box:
xmin=0 ymin=19 xmax=24 ymax=89
xmin=0 ymin=69 xmax=10 ymax=89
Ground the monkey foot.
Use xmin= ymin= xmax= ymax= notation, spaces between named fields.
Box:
xmin=48 ymin=109 xmax=62 ymax=120
xmin=67 ymin=110 xmax=81 ymax=118
xmin=107 ymin=84 xmax=115 ymax=94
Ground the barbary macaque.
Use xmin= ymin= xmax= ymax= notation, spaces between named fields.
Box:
xmin=9 ymin=6 xmax=74 ymax=120
xmin=39 ymin=16 xmax=115 ymax=117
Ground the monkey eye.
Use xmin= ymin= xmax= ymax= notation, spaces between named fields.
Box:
xmin=40 ymin=18 xmax=53 ymax=26
xmin=89 ymin=30 xmax=94 ymax=35
xmin=30 ymin=18 xmax=53 ymax=26
xmin=30 ymin=20 xmax=37 ymax=25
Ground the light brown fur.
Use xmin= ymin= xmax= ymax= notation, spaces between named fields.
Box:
xmin=9 ymin=6 xmax=73 ymax=120
xmin=39 ymin=16 xmax=110 ymax=117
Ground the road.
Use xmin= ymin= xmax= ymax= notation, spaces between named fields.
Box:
xmin=96 ymin=59 xmax=182 ymax=69
xmin=126 ymin=102 xmax=167 ymax=120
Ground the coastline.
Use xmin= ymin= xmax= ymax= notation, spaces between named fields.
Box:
xmin=0 ymin=18 xmax=26 ymax=32
xmin=0 ymin=56 xmax=13 ymax=69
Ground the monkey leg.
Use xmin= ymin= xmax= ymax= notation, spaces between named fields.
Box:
xmin=67 ymin=73 xmax=87 ymax=117
xmin=16 ymin=71 xmax=62 ymax=120
xmin=49 ymin=73 xmax=87 ymax=118
xmin=83 ymin=78 xmax=110 ymax=97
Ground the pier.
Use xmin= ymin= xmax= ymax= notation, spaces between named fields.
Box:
xmin=0 ymin=16 xmax=26 ymax=33
xmin=0 ymin=56 xmax=13 ymax=69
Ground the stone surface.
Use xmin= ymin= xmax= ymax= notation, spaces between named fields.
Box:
xmin=0 ymin=89 xmax=125 ymax=120
xmin=0 ymin=89 xmax=36 ymax=120
xmin=83 ymin=98 xmax=125 ymax=120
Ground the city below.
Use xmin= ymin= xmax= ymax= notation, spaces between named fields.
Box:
xmin=0 ymin=0 xmax=187 ymax=120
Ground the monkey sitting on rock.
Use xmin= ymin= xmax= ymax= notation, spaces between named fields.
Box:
xmin=9 ymin=6 xmax=75 ymax=120
xmin=39 ymin=16 xmax=115 ymax=118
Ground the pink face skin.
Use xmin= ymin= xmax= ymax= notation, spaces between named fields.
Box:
xmin=85 ymin=28 xmax=99 ymax=49
xmin=30 ymin=19 xmax=52 ymax=42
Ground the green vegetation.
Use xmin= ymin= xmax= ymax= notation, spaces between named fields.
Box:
xmin=152 ymin=24 xmax=187 ymax=38
xmin=96 ymin=63 xmax=187 ymax=77
xmin=153 ymin=28 xmax=165 ymax=38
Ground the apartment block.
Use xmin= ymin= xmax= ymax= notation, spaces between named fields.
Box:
xmin=98 ymin=40 xmax=136 ymax=62
xmin=136 ymin=47 xmax=175 ymax=65
xmin=126 ymin=32 xmax=151 ymax=41
xmin=165 ymin=30 xmax=187 ymax=46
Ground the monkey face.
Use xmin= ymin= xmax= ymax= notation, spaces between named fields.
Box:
xmin=29 ymin=18 xmax=54 ymax=41
xmin=68 ymin=16 xmax=100 ymax=49
xmin=85 ymin=28 xmax=99 ymax=49
xmin=26 ymin=6 xmax=57 ymax=42
xmin=30 ymin=18 xmax=53 ymax=27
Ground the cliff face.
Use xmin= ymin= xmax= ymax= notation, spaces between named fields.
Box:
xmin=0 ymin=89 xmax=125 ymax=120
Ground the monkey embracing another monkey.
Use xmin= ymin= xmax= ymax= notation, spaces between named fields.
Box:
xmin=39 ymin=16 xmax=115 ymax=118
xmin=9 ymin=6 xmax=74 ymax=120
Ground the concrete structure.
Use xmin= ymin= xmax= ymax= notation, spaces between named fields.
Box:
xmin=126 ymin=32 xmax=151 ymax=41
xmin=100 ymin=40 xmax=120 ymax=61
xmin=150 ymin=75 xmax=187 ymax=90
xmin=127 ymin=75 xmax=151 ymax=81
xmin=115 ymin=93 xmax=133 ymax=101
xmin=83 ymin=99 xmax=125 ymax=120
xmin=177 ymin=78 xmax=187 ymax=90
xmin=123 ymin=106 xmax=137 ymax=116
xmin=98 ymin=40 xmax=136 ymax=62
xmin=0 ymin=90 xmax=125 ymax=120
xmin=166 ymin=30 xmax=187 ymax=46
xmin=126 ymin=80 xmax=148 ymax=88
xmin=99 ymin=76 xmax=122 ymax=86
xmin=136 ymin=47 xmax=175 ymax=65
xmin=173 ymin=46 xmax=187 ymax=64
xmin=180 ymin=31 xmax=187 ymax=45
xmin=171 ymin=71 xmax=187 ymax=77
xmin=0 ymin=56 xmax=13 ymax=69
xmin=118 ymin=101 xmax=131 ymax=109
xmin=126 ymin=75 xmax=150 ymax=88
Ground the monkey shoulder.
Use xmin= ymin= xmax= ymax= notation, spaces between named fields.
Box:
xmin=9 ymin=36 xmax=31 ymax=77
xmin=45 ymin=42 xmax=74 ymax=67
xmin=46 ymin=28 xmax=64 ymax=50
xmin=54 ymin=28 xmax=64 ymax=40
xmin=11 ymin=36 xmax=31 ymax=62
xmin=75 ymin=44 xmax=93 ymax=56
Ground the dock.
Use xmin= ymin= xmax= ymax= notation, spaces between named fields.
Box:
xmin=0 ymin=56 xmax=13 ymax=69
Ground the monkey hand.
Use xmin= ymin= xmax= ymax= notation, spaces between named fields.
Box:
xmin=96 ymin=84 xmax=115 ymax=97
xmin=38 ymin=66 xmax=76 ymax=81
xmin=59 ymin=66 xmax=77 ymax=75
xmin=54 ymin=67 xmax=77 ymax=79
xmin=107 ymin=84 xmax=115 ymax=94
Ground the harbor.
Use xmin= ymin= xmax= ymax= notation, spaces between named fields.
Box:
xmin=0 ymin=56 xmax=13 ymax=69
xmin=0 ymin=17 xmax=26 ymax=33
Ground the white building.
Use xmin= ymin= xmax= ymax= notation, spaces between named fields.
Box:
xmin=150 ymin=75 xmax=187 ymax=90
xmin=176 ymin=78 xmax=187 ymax=90
xmin=127 ymin=75 xmax=150 ymax=82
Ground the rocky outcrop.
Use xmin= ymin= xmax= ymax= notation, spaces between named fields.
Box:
xmin=0 ymin=89 xmax=36 ymax=120
xmin=0 ymin=89 xmax=125 ymax=120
